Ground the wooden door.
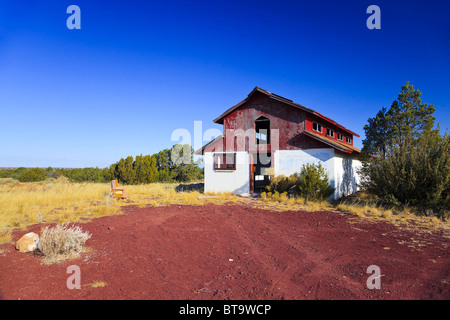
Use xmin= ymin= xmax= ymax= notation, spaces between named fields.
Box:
xmin=250 ymin=154 xmax=255 ymax=194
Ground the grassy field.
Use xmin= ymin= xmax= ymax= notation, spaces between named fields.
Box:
xmin=0 ymin=177 xmax=247 ymax=242
xmin=0 ymin=177 xmax=448 ymax=244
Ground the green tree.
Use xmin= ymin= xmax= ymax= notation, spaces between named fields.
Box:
xmin=360 ymin=83 xmax=448 ymax=214
xmin=362 ymin=82 xmax=436 ymax=158
xmin=12 ymin=167 xmax=27 ymax=180
xmin=122 ymin=156 xmax=135 ymax=184
xmin=387 ymin=82 xmax=435 ymax=144
xmin=360 ymin=128 xmax=449 ymax=212
xmin=362 ymin=107 xmax=390 ymax=158
xmin=146 ymin=155 xmax=158 ymax=183
xmin=115 ymin=158 xmax=126 ymax=184
xmin=133 ymin=155 xmax=144 ymax=184
xmin=134 ymin=154 xmax=158 ymax=184
xmin=170 ymin=144 xmax=203 ymax=182
xmin=155 ymin=149 xmax=173 ymax=182
xmin=0 ymin=169 xmax=14 ymax=178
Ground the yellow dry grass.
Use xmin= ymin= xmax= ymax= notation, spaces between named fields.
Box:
xmin=89 ymin=281 xmax=107 ymax=288
xmin=121 ymin=183 xmax=247 ymax=208
xmin=335 ymin=202 xmax=449 ymax=236
xmin=0 ymin=178 xmax=249 ymax=234
xmin=0 ymin=178 xmax=448 ymax=238
xmin=0 ymin=177 xmax=121 ymax=234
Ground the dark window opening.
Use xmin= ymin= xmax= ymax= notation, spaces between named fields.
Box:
xmin=255 ymin=116 xmax=270 ymax=144
xmin=337 ymin=133 xmax=343 ymax=141
xmin=214 ymin=153 xmax=236 ymax=171
xmin=312 ymin=122 xmax=323 ymax=133
xmin=346 ymin=137 xmax=352 ymax=144
xmin=326 ymin=128 xmax=335 ymax=138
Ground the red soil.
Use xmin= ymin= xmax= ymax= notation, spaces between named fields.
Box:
xmin=0 ymin=204 xmax=448 ymax=300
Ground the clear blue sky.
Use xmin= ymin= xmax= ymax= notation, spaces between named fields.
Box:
xmin=0 ymin=0 xmax=449 ymax=168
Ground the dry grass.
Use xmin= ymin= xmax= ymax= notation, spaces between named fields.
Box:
xmin=0 ymin=231 xmax=12 ymax=244
xmin=89 ymin=281 xmax=107 ymax=288
xmin=0 ymin=178 xmax=447 ymax=239
xmin=257 ymin=191 xmax=332 ymax=212
xmin=0 ymin=178 xmax=247 ymax=234
xmin=38 ymin=223 xmax=92 ymax=264
xmin=335 ymin=202 xmax=449 ymax=235
xmin=121 ymin=183 xmax=247 ymax=208
xmin=0 ymin=177 xmax=121 ymax=233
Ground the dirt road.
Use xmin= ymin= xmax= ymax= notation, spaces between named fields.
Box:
xmin=0 ymin=204 xmax=448 ymax=299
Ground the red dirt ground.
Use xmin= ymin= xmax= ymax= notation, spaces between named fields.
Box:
xmin=0 ymin=204 xmax=448 ymax=300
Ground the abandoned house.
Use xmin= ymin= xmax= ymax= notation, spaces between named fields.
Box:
xmin=195 ymin=87 xmax=362 ymax=199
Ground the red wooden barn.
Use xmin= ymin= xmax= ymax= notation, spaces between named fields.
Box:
xmin=196 ymin=87 xmax=361 ymax=198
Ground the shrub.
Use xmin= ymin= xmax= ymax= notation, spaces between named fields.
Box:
xmin=359 ymin=130 xmax=449 ymax=214
xmin=266 ymin=174 xmax=298 ymax=196
xmin=296 ymin=163 xmax=335 ymax=201
xmin=265 ymin=163 xmax=335 ymax=202
xmin=17 ymin=168 xmax=46 ymax=182
xmin=38 ymin=224 xmax=91 ymax=262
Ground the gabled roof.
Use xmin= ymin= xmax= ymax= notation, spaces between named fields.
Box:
xmin=214 ymin=87 xmax=360 ymax=137
xmin=194 ymin=135 xmax=224 ymax=155
xmin=304 ymin=130 xmax=361 ymax=154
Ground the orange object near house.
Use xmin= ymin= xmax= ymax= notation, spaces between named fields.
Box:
xmin=111 ymin=180 xmax=128 ymax=199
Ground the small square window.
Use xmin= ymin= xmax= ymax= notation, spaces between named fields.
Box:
xmin=326 ymin=128 xmax=335 ymax=138
xmin=346 ymin=137 xmax=351 ymax=144
xmin=214 ymin=153 xmax=236 ymax=170
xmin=312 ymin=122 xmax=322 ymax=133
xmin=337 ymin=133 xmax=343 ymax=141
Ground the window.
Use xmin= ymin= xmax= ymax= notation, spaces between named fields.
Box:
xmin=312 ymin=122 xmax=322 ymax=133
xmin=255 ymin=116 xmax=270 ymax=144
xmin=326 ymin=128 xmax=335 ymax=138
xmin=337 ymin=133 xmax=343 ymax=141
xmin=214 ymin=153 xmax=236 ymax=170
xmin=346 ymin=137 xmax=351 ymax=144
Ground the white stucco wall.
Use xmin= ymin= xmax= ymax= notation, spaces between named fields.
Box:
xmin=273 ymin=149 xmax=360 ymax=200
xmin=204 ymin=151 xmax=250 ymax=195
xmin=204 ymin=149 xmax=361 ymax=199
xmin=274 ymin=148 xmax=336 ymax=182
xmin=333 ymin=154 xmax=362 ymax=199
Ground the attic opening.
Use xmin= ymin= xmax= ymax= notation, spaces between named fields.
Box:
xmin=255 ymin=116 xmax=270 ymax=144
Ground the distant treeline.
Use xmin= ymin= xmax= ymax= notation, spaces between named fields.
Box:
xmin=0 ymin=144 xmax=203 ymax=184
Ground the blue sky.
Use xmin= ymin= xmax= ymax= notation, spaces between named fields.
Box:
xmin=0 ymin=0 xmax=449 ymax=168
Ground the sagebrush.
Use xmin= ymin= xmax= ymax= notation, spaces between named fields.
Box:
xmin=38 ymin=224 xmax=91 ymax=261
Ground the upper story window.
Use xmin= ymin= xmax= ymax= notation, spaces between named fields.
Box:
xmin=337 ymin=133 xmax=343 ymax=141
xmin=346 ymin=137 xmax=352 ymax=144
xmin=255 ymin=116 xmax=270 ymax=144
xmin=312 ymin=122 xmax=322 ymax=133
xmin=326 ymin=128 xmax=335 ymax=138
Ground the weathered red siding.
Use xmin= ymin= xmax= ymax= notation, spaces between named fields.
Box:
xmin=217 ymin=91 xmax=331 ymax=152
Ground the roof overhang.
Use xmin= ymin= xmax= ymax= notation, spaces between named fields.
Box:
xmin=213 ymin=87 xmax=360 ymax=138
xmin=304 ymin=131 xmax=361 ymax=154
